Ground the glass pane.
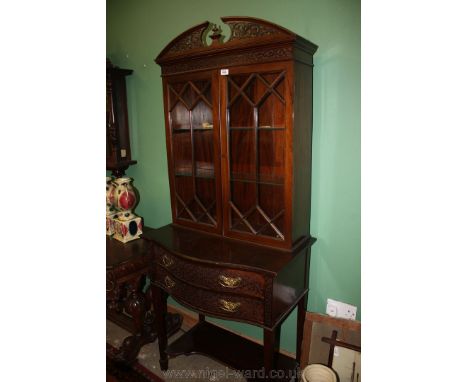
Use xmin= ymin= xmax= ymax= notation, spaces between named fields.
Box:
xmin=227 ymin=70 xmax=286 ymax=240
xmin=174 ymin=176 xmax=195 ymax=220
xmin=172 ymin=132 xmax=192 ymax=175
xmin=229 ymin=129 xmax=255 ymax=180
xmin=230 ymin=181 xmax=256 ymax=234
xmin=194 ymin=130 xmax=214 ymax=178
xmin=168 ymin=77 xmax=217 ymax=227
xmin=258 ymin=129 xmax=284 ymax=184
xmin=170 ymin=102 xmax=190 ymax=130
xmin=258 ymin=183 xmax=284 ymax=238
xmin=228 ymin=75 xmax=255 ymax=128
xmin=257 ymin=75 xmax=285 ymax=128
xmin=168 ymin=82 xmax=186 ymax=109
xmin=195 ymin=178 xmax=217 ymax=224
xmin=192 ymin=101 xmax=213 ymax=130
xmin=193 ymin=80 xmax=212 ymax=105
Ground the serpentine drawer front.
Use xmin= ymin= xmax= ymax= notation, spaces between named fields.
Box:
xmin=153 ymin=246 xmax=267 ymax=300
xmin=153 ymin=266 xmax=265 ymax=325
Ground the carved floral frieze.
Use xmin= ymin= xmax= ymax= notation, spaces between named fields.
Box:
xmin=162 ymin=46 xmax=293 ymax=75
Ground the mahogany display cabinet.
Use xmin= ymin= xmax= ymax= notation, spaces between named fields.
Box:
xmin=144 ymin=16 xmax=318 ymax=380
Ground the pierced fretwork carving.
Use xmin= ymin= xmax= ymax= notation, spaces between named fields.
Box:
xmin=168 ymin=30 xmax=205 ymax=54
xmin=165 ymin=22 xmax=209 ymax=56
xmin=227 ymin=21 xmax=279 ymax=41
xmin=156 ymin=17 xmax=298 ymax=66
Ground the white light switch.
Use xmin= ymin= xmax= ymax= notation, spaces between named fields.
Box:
xmin=326 ymin=298 xmax=357 ymax=320
xmin=326 ymin=302 xmax=338 ymax=317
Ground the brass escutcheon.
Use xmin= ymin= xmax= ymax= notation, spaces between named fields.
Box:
xmin=218 ymin=274 xmax=242 ymax=288
xmin=219 ymin=299 xmax=241 ymax=313
xmin=162 ymin=254 xmax=174 ymax=268
xmin=164 ymin=276 xmax=176 ymax=289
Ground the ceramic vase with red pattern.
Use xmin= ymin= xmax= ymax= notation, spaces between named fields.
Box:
xmin=111 ymin=176 xmax=143 ymax=243
xmin=106 ymin=176 xmax=117 ymax=235
xmin=113 ymin=176 xmax=137 ymax=220
xmin=106 ymin=176 xmax=116 ymax=215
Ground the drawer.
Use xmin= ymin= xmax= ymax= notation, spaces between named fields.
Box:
xmin=153 ymin=267 xmax=265 ymax=325
xmin=152 ymin=246 xmax=266 ymax=299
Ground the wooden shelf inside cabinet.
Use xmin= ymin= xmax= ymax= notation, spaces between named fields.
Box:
xmin=230 ymin=173 xmax=284 ymax=186
xmin=174 ymin=163 xmax=215 ymax=179
xmin=229 ymin=126 xmax=286 ymax=131
xmin=172 ymin=127 xmax=214 ymax=133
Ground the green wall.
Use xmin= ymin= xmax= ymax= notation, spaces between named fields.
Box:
xmin=107 ymin=0 xmax=360 ymax=354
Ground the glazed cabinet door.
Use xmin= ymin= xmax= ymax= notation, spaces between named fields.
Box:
xmin=163 ymin=71 xmax=222 ymax=233
xmin=220 ymin=63 xmax=293 ymax=248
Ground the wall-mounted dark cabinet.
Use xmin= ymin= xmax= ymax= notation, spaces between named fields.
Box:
xmin=106 ymin=59 xmax=136 ymax=177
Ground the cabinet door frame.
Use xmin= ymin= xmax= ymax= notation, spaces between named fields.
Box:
xmin=219 ymin=61 xmax=294 ymax=249
xmin=162 ymin=69 xmax=223 ymax=234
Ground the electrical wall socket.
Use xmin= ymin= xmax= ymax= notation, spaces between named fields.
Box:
xmin=326 ymin=298 xmax=357 ymax=320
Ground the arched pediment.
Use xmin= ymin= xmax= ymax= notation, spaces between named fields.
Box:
xmin=156 ymin=16 xmax=301 ymax=64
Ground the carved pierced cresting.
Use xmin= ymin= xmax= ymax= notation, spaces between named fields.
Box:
xmin=157 ymin=17 xmax=297 ymax=65
xmin=226 ymin=21 xmax=280 ymax=41
xmin=167 ymin=26 xmax=206 ymax=55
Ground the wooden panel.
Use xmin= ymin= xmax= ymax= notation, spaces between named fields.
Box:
xmin=152 ymin=244 xmax=267 ymax=299
xmin=292 ymin=61 xmax=314 ymax=245
xmin=153 ymin=267 xmax=265 ymax=326
xmin=143 ymin=225 xmax=314 ymax=274
xmin=272 ymin=247 xmax=309 ymax=324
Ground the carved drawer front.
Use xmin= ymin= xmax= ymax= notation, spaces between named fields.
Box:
xmin=154 ymin=267 xmax=265 ymax=325
xmin=153 ymin=247 xmax=266 ymax=299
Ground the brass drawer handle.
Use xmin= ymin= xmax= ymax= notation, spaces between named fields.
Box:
xmin=164 ymin=276 xmax=176 ymax=289
xmin=218 ymin=275 xmax=242 ymax=288
xmin=162 ymin=254 xmax=174 ymax=268
xmin=219 ymin=299 xmax=241 ymax=313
